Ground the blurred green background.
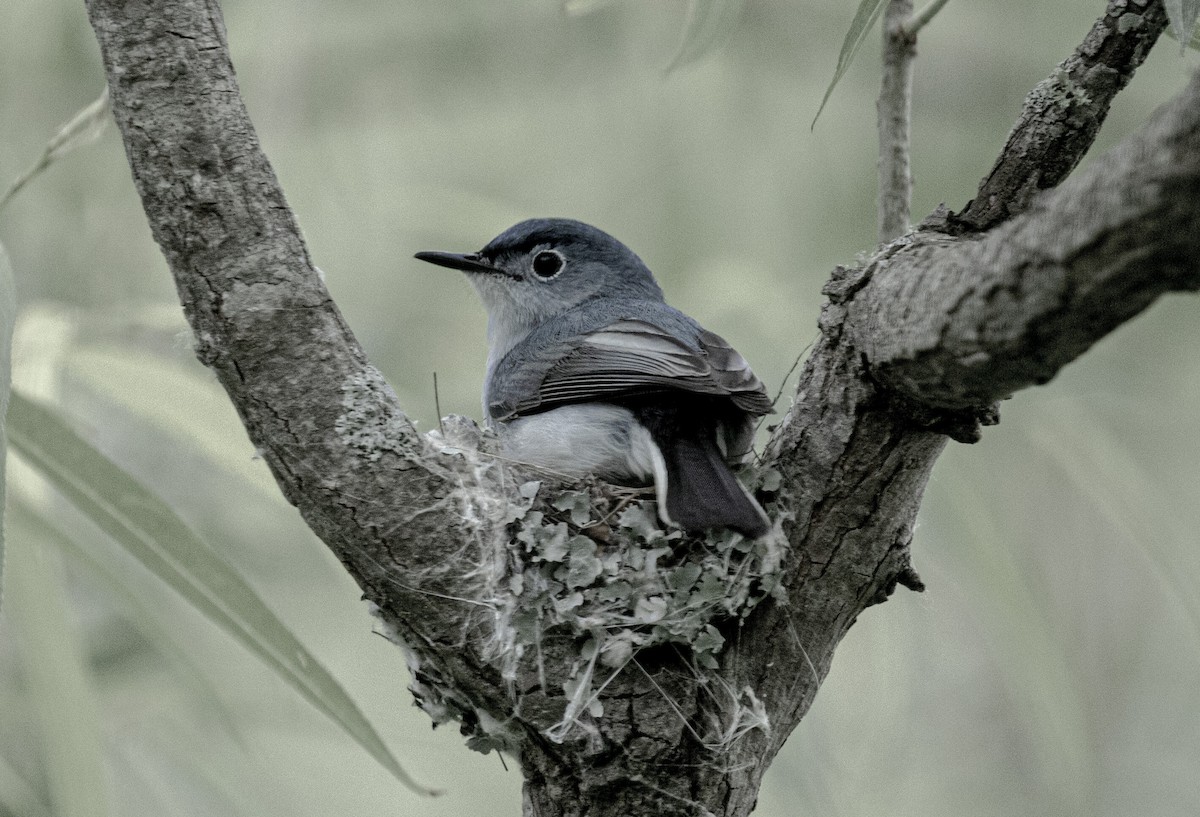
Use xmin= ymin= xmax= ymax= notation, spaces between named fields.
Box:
xmin=2 ymin=1 xmax=1198 ymax=815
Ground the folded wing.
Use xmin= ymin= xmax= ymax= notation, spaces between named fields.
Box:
xmin=491 ymin=319 xmax=772 ymax=420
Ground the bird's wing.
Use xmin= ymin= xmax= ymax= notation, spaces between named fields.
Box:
xmin=491 ymin=318 xmax=772 ymax=420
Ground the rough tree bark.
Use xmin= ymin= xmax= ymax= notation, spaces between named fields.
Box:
xmin=82 ymin=0 xmax=1196 ymax=815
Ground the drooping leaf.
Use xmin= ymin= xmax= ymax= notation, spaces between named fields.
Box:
xmin=64 ymin=345 xmax=282 ymax=501
xmin=562 ymin=0 xmax=622 ymax=15
xmin=1162 ymin=9 xmax=1200 ymax=51
xmin=10 ymin=501 xmax=245 ymax=745
xmin=5 ymin=529 xmax=109 ymax=817
xmin=0 ymin=241 xmax=13 ymax=615
xmin=0 ymin=752 xmax=51 ymax=817
xmin=811 ymin=0 xmax=887 ymax=129
xmin=0 ymin=87 xmax=111 ymax=213
xmin=1164 ymin=0 xmax=1200 ymax=54
xmin=942 ymin=475 xmax=1094 ymax=798
xmin=1032 ymin=415 xmax=1200 ymax=637
xmin=6 ymin=392 xmax=435 ymax=795
xmin=665 ymin=0 xmax=748 ymax=73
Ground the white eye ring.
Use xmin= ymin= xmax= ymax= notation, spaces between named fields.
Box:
xmin=531 ymin=249 xmax=566 ymax=279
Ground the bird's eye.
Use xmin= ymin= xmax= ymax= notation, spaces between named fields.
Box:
xmin=531 ymin=250 xmax=565 ymax=279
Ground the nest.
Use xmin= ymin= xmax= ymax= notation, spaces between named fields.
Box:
xmin=378 ymin=413 xmax=790 ymax=750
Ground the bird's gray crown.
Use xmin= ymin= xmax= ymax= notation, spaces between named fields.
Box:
xmin=476 ymin=218 xmax=665 ymax=302
xmin=481 ymin=218 xmax=636 ymax=264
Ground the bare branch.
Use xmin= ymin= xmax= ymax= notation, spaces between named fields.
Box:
xmin=82 ymin=0 xmax=506 ymax=713
xmin=949 ymin=0 xmax=1170 ymax=233
xmin=853 ymin=68 xmax=1200 ymax=409
xmin=877 ymin=0 xmax=916 ymax=243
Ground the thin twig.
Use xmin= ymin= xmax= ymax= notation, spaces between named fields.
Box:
xmin=903 ymin=0 xmax=951 ymax=37
xmin=877 ymin=0 xmax=916 ymax=245
xmin=433 ymin=371 xmax=445 ymax=437
xmin=0 ymin=87 xmax=111 ymax=214
xmin=751 ymin=336 xmax=814 ymax=459
xmin=769 ymin=339 xmax=811 ymax=411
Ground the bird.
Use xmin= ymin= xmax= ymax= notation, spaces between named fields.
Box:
xmin=415 ymin=218 xmax=772 ymax=538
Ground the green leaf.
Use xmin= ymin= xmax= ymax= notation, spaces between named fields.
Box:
xmin=0 ymin=241 xmax=13 ymax=615
xmin=665 ymin=0 xmax=747 ymax=73
xmin=598 ymin=633 xmax=634 ymax=668
xmin=616 ymin=503 xmax=663 ymax=542
xmin=464 ymin=733 xmax=505 ymax=755
xmin=563 ymin=535 xmax=603 ymax=588
xmin=811 ymin=0 xmax=887 ymax=129
xmin=756 ymin=466 xmax=782 ymax=493
xmin=0 ymin=87 xmax=111 ymax=213
xmin=10 ymin=501 xmax=245 ymax=745
xmin=6 ymin=391 xmax=434 ymax=796
xmin=668 ymin=562 xmax=702 ymax=592
xmin=693 ymin=569 xmax=727 ymax=603
xmin=1031 ymin=416 xmax=1200 ymax=637
xmin=561 ymin=0 xmax=622 ymax=15
xmin=1164 ymin=0 xmax=1200 ymax=53
xmin=1162 ymin=9 xmax=1200 ymax=50
xmin=595 ymin=579 xmax=633 ymax=602
xmin=0 ymin=752 xmax=51 ymax=817
xmin=539 ymin=522 xmax=572 ymax=562
xmin=941 ymin=473 xmax=1093 ymax=792
xmin=552 ymin=590 xmax=585 ymax=615
xmin=552 ymin=490 xmax=593 ymax=526
xmin=692 ymin=623 xmax=725 ymax=655
xmin=5 ymin=531 xmax=109 ymax=817
xmin=64 ymin=345 xmax=282 ymax=502
xmin=634 ymin=595 xmax=667 ymax=623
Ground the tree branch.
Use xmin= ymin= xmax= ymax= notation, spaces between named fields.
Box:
xmin=852 ymin=66 xmax=1200 ymax=410
xmin=948 ymin=0 xmax=1170 ymax=233
xmin=81 ymin=0 xmax=1196 ymax=815
xmin=877 ymin=0 xmax=916 ymax=243
xmin=83 ymin=0 xmax=520 ymax=740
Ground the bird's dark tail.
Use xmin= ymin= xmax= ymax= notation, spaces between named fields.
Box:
xmin=657 ymin=432 xmax=770 ymax=538
xmin=633 ymin=400 xmax=772 ymax=535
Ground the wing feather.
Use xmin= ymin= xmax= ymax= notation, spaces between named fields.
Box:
xmin=495 ymin=319 xmax=771 ymax=419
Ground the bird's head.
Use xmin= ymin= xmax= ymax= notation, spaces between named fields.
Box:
xmin=415 ymin=218 xmax=665 ymax=329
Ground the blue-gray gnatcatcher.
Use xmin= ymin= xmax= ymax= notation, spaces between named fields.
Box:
xmin=415 ymin=218 xmax=771 ymax=538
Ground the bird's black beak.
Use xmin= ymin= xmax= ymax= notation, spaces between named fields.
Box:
xmin=414 ymin=251 xmax=507 ymax=276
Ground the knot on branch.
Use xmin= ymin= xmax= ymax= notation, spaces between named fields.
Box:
xmin=818 ymin=234 xmax=1003 ymax=443
xmin=881 ymin=388 xmax=1002 ymax=444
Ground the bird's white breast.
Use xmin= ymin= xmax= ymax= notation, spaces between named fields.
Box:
xmin=494 ymin=404 xmax=661 ymax=485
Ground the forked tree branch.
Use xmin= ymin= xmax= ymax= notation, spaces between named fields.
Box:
xmin=83 ymin=0 xmax=1196 ymax=815
xmin=855 ymin=69 xmax=1200 ymax=409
